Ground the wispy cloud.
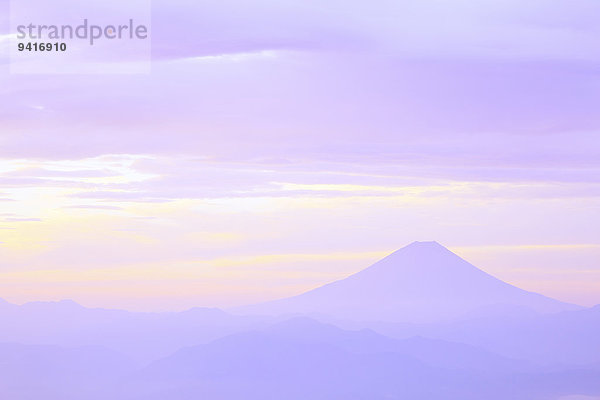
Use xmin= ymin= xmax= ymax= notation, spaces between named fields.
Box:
xmin=63 ymin=205 xmax=123 ymax=210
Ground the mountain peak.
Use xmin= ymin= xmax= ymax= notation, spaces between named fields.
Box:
xmin=396 ymin=240 xmax=449 ymax=256
xmin=407 ymin=240 xmax=443 ymax=247
xmin=367 ymin=240 xmax=465 ymax=276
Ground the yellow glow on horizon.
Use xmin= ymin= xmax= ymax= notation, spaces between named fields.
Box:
xmin=0 ymin=249 xmax=387 ymax=282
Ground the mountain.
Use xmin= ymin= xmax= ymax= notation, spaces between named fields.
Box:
xmin=372 ymin=304 xmax=600 ymax=367
xmin=126 ymin=317 xmax=600 ymax=400
xmin=130 ymin=320 xmax=507 ymax=400
xmin=253 ymin=317 xmax=533 ymax=373
xmin=236 ymin=241 xmax=580 ymax=323
xmin=0 ymin=299 xmax=268 ymax=364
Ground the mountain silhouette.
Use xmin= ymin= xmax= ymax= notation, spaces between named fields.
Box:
xmin=237 ymin=241 xmax=580 ymax=322
xmin=129 ymin=316 xmax=596 ymax=400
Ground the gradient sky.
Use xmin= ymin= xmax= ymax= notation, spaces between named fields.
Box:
xmin=0 ymin=0 xmax=599 ymax=310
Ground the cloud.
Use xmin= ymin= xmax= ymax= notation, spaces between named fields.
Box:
xmin=1 ymin=153 xmax=596 ymax=207
xmin=63 ymin=205 xmax=123 ymax=210
xmin=68 ymin=190 xmax=171 ymax=202
xmin=4 ymin=167 xmax=119 ymax=178
xmin=1 ymin=1 xmax=600 ymax=162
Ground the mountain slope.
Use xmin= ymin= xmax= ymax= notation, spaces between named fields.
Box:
xmin=237 ymin=241 xmax=580 ymax=322
xmin=131 ymin=326 xmax=505 ymax=400
xmin=0 ymin=299 xmax=267 ymax=364
xmin=125 ymin=317 xmax=599 ymax=400
xmin=378 ymin=304 xmax=600 ymax=366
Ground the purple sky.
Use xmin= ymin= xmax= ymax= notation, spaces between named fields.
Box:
xmin=0 ymin=0 xmax=599 ymax=310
